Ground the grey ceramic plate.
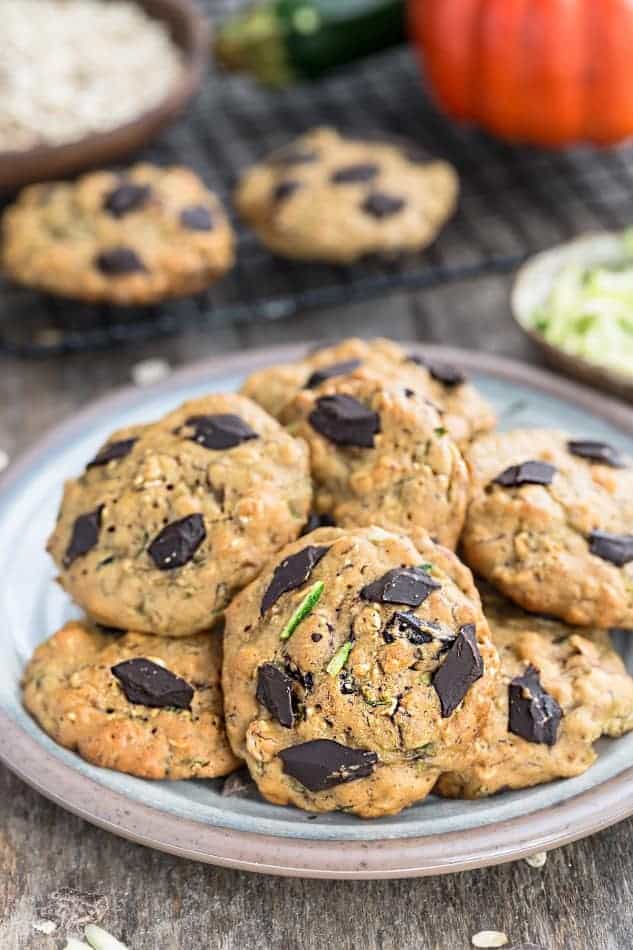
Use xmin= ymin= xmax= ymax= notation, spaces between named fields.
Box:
xmin=1 ymin=343 xmax=633 ymax=879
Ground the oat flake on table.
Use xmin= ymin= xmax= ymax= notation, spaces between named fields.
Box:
xmin=472 ymin=932 xmax=509 ymax=948
xmin=525 ymin=850 xmax=548 ymax=868
xmin=131 ymin=357 xmax=172 ymax=387
xmin=0 ymin=0 xmax=183 ymax=151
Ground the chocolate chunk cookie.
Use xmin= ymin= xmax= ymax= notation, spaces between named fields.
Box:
xmin=47 ymin=394 xmax=312 ymax=637
xmin=280 ymin=372 xmax=470 ymax=551
xmin=223 ymin=527 xmax=499 ymax=817
xmin=462 ymin=429 xmax=633 ymax=627
xmin=22 ymin=620 xmax=240 ymax=780
xmin=240 ymin=336 xmax=495 ymax=449
xmin=1 ymin=164 xmax=235 ymax=304
xmin=235 ymin=128 xmax=458 ymax=263
xmin=436 ymin=586 xmax=633 ymax=798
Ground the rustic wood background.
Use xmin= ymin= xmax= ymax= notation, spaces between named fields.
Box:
xmin=1 ymin=274 xmax=632 ymax=949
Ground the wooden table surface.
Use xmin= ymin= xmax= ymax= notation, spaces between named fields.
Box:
xmin=1 ymin=274 xmax=631 ymax=950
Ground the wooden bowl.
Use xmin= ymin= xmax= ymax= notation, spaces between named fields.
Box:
xmin=0 ymin=0 xmax=210 ymax=194
xmin=511 ymin=233 xmax=633 ymax=404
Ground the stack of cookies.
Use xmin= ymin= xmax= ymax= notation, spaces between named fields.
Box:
xmin=22 ymin=338 xmax=633 ymax=818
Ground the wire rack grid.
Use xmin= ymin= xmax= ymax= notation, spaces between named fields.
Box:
xmin=2 ymin=0 xmax=633 ymax=356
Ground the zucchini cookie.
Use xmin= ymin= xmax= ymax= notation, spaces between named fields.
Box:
xmin=1 ymin=164 xmax=235 ymax=304
xmin=240 ymin=336 xmax=496 ymax=449
xmin=22 ymin=620 xmax=240 ymax=780
xmin=436 ymin=587 xmax=633 ymax=799
xmin=461 ymin=429 xmax=633 ymax=627
xmin=47 ymin=394 xmax=312 ymax=637
xmin=235 ymin=128 xmax=458 ymax=263
xmin=280 ymin=372 xmax=469 ymax=550
xmin=223 ymin=527 xmax=499 ymax=817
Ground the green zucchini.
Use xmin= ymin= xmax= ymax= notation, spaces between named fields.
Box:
xmin=213 ymin=0 xmax=406 ymax=87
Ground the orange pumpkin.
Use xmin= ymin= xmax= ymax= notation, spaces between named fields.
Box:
xmin=409 ymin=0 xmax=633 ymax=147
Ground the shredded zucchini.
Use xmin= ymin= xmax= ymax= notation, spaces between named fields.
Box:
xmin=530 ymin=230 xmax=633 ymax=378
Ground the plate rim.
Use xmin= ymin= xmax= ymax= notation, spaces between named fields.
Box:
xmin=2 ymin=341 xmax=633 ymax=879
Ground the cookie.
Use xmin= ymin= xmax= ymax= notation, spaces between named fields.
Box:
xmin=22 ymin=620 xmax=240 ymax=780
xmin=461 ymin=429 xmax=633 ymax=627
xmin=280 ymin=372 xmax=469 ymax=551
xmin=436 ymin=586 xmax=633 ymax=799
xmin=240 ymin=336 xmax=496 ymax=449
xmin=1 ymin=164 xmax=235 ymax=305
xmin=223 ymin=526 xmax=499 ymax=817
xmin=235 ymin=128 xmax=458 ymax=263
xmin=47 ymin=393 xmax=312 ymax=637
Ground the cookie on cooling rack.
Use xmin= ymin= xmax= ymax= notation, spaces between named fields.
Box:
xmin=235 ymin=127 xmax=458 ymax=263
xmin=1 ymin=164 xmax=235 ymax=305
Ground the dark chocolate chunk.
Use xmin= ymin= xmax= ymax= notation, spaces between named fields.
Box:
xmin=382 ymin=611 xmax=435 ymax=645
xmin=493 ymin=461 xmax=557 ymax=488
xmin=180 ymin=205 xmax=214 ymax=231
xmin=304 ymin=359 xmax=362 ymax=389
xmin=508 ymin=665 xmax=562 ymax=746
xmin=331 ymin=163 xmax=379 ymax=184
xmin=256 ymin=664 xmax=295 ymax=728
xmin=309 ymin=394 xmax=380 ymax=448
xmin=103 ymin=183 xmax=151 ymax=217
xmin=339 ymin=670 xmax=356 ymax=694
xmin=183 ymin=414 xmax=258 ymax=451
xmin=407 ymin=354 xmax=466 ymax=387
xmin=301 ymin=511 xmax=336 ymax=536
xmin=270 ymin=148 xmax=319 ymax=166
xmin=432 ymin=623 xmax=483 ymax=717
xmin=361 ymin=192 xmax=405 ymax=218
xmin=361 ymin=566 xmax=441 ymax=607
xmin=63 ymin=506 xmax=103 ymax=567
xmin=87 ymin=437 xmax=138 ymax=468
xmin=96 ymin=246 xmax=146 ymax=276
xmin=111 ymin=658 xmax=193 ymax=709
xmin=147 ymin=513 xmax=206 ymax=570
xmin=279 ymin=739 xmax=377 ymax=791
xmin=567 ymin=440 xmax=627 ymax=468
xmin=284 ymin=660 xmax=314 ymax=692
xmin=588 ymin=530 xmax=633 ymax=567
xmin=273 ymin=180 xmax=301 ymax=202
xmin=261 ymin=544 xmax=329 ymax=614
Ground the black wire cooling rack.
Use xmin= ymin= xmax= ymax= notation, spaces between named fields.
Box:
xmin=3 ymin=0 xmax=633 ymax=356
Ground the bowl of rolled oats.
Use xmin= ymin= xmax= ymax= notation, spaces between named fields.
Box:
xmin=0 ymin=0 xmax=210 ymax=192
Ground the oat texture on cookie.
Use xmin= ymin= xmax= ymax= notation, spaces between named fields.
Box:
xmin=280 ymin=371 xmax=470 ymax=551
xmin=22 ymin=619 xmax=240 ymax=780
xmin=223 ymin=526 xmax=498 ymax=817
xmin=461 ymin=429 xmax=633 ymax=627
xmin=436 ymin=585 xmax=633 ymax=798
xmin=47 ymin=393 xmax=312 ymax=636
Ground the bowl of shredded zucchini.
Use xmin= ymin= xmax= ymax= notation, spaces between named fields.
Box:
xmin=512 ymin=231 xmax=633 ymax=402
